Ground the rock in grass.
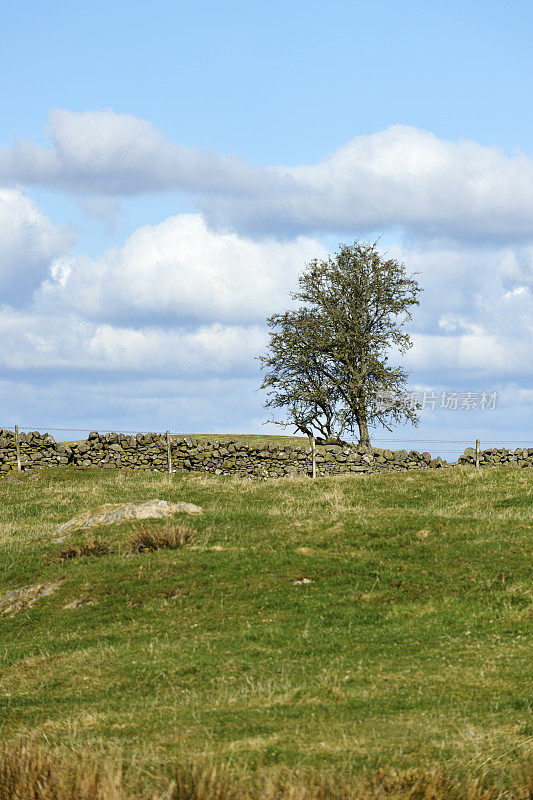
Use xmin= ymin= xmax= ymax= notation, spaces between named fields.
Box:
xmin=0 ymin=581 xmax=62 ymax=616
xmin=54 ymin=499 xmax=203 ymax=539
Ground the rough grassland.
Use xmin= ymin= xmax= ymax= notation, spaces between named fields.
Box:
xmin=65 ymin=433 xmax=310 ymax=447
xmin=0 ymin=466 xmax=531 ymax=793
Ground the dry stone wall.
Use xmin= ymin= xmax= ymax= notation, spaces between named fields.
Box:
xmin=67 ymin=433 xmax=446 ymax=477
xmin=458 ymin=446 xmax=533 ymax=468
xmin=0 ymin=429 xmax=70 ymax=473
xmin=1 ymin=429 xmax=532 ymax=477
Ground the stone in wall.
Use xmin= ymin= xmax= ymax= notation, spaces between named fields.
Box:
xmin=458 ymin=447 xmax=533 ymax=467
xmin=64 ymin=434 xmax=448 ymax=477
xmin=0 ymin=429 xmax=70 ymax=473
xmin=2 ymin=428 xmax=531 ymax=477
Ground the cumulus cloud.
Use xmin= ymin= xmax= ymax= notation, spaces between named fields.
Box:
xmin=4 ymin=110 xmax=533 ymax=240
xmin=1 ymin=208 xmax=526 ymax=387
xmin=382 ymin=240 xmax=533 ymax=379
xmin=268 ymin=127 xmax=533 ymax=240
xmin=386 ymin=241 xmax=533 ymax=336
xmin=406 ymin=332 xmax=532 ymax=377
xmin=86 ymin=322 xmax=266 ymax=374
xmin=36 ymin=213 xmax=326 ymax=324
xmin=0 ymin=109 xmax=264 ymax=196
xmin=0 ymin=188 xmax=75 ymax=304
xmin=1 ymin=213 xmax=525 ymax=390
xmin=0 ymin=167 xmax=530 ymax=437
xmin=0 ymin=308 xmax=266 ymax=376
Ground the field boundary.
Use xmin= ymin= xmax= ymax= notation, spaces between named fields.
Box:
xmin=1 ymin=428 xmax=532 ymax=477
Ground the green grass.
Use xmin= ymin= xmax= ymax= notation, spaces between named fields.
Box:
xmin=0 ymin=465 xmax=531 ymax=789
xmin=172 ymin=433 xmax=310 ymax=447
xmin=64 ymin=433 xmax=310 ymax=447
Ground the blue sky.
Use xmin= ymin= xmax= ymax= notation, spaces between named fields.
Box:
xmin=1 ymin=0 xmax=532 ymax=456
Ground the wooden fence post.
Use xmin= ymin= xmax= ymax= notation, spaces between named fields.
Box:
xmin=475 ymin=438 xmax=480 ymax=469
xmin=14 ymin=424 xmax=21 ymax=472
xmin=308 ymin=434 xmax=316 ymax=479
xmin=166 ymin=430 xmax=172 ymax=482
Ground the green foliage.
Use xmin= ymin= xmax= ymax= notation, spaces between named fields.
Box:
xmin=260 ymin=241 xmax=421 ymax=444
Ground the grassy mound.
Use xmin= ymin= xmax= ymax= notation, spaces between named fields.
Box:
xmin=0 ymin=465 xmax=531 ymax=795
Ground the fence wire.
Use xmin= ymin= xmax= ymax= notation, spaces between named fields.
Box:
xmin=1 ymin=424 xmax=531 ymax=451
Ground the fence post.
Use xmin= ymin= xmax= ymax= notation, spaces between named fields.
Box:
xmin=475 ymin=438 xmax=480 ymax=469
xmin=14 ymin=424 xmax=21 ymax=472
xmin=308 ymin=434 xmax=316 ymax=479
xmin=166 ymin=430 xmax=172 ymax=482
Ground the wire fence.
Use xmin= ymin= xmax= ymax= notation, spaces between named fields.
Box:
xmin=1 ymin=424 xmax=531 ymax=455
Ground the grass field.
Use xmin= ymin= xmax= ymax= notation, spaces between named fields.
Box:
xmin=0 ymin=465 xmax=531 ymax=797
xmin=64 ymin=433 xmax=311 ymax=447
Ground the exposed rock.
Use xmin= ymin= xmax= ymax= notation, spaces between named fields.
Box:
xmin=63 ymin=597 xmax=96 ymax=609
xmin=54 ymin=499 xmax=203 ymax=539
xmin=0 ymin=581 xmax=62 ymax=616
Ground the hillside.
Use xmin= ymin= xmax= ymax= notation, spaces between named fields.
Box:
xmin=0 ymin=465 xmax=532 ymax=797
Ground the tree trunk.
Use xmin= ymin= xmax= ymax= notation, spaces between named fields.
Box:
xmin=357 ymin=414 xmax=371 ymax=447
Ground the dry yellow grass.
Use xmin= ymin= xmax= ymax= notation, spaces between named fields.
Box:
xmin=57 ymin=536 xmax=110 ymax=561
xmin=1 ymin=739 xmax=531 ymax=800
xmin=131 ymin=523 xmax=195 ymax=553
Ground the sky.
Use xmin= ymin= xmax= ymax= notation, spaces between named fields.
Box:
xmin=1 ymin=0 xmax=532 ymax=457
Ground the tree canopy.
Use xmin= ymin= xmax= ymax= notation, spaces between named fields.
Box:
xmin=259 ymin=241 xmax=422 ymax=446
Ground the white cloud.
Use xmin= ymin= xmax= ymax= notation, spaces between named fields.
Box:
xmin=406 ymin=332 xmax=532 ymax=376
xmin=0 ymin=109 xmax=262 ymax=196
xmin=86 ymin=322 xmax=266 ymax=373
xmin=4 ymin=111 xmax=533 ymax=240
xmin=0 ymin=161 xmax=530 ymax=439
xmin=0 ymin=308 xmax=266 ymax=376
xmin=385 ymin=240 xmax=533 ymax=379
xmin=1 ymin=221 xmax=527 ymax=390
xmin=0 ymin=188 xmax=75 ymax=303
xmin=1 ymin=211 xmax=527 ymax=386
xmin=378 ymin=239 xmax=531 ymax=333
xmin=37 ymin=213 xmax=326 ymax=324
xmin=221 ymin=126 xmax=533 ymax=239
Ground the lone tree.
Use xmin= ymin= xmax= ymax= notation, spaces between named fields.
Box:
xmin=259 ymin=241 xmax=422 ymax=446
